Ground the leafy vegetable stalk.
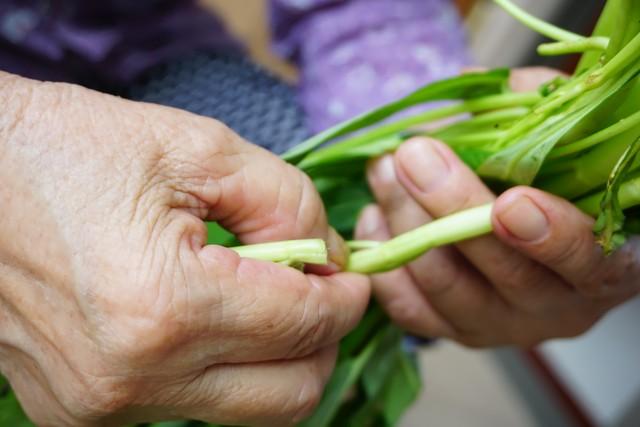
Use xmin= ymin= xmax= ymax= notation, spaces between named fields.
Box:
xmin=221 ymin=1 xmax=640 ymax=426
xmin=235 ymin=0 xmax=640 ymax=273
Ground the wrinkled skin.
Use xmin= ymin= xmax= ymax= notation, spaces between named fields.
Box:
xmin=0 ymin=72 xmax=370 ymax=426
xmin=357 ymin=68 xmax=640 ymax=348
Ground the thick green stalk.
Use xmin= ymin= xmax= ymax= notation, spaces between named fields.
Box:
xmin=538 ymin=37 xmax=609 ymax=56
xmin=444 ymin=130 xmax=508 ymax=148
xmin=549 ymin=110 xmax=640 ymax=159
xmin=230 ymin=205 xmax=494 ymax=273
xmin=231 ymin=239 xmax=328 ymax=265
xmin=433 ymin=107 xmax=530 ymax=136
xmin=576 ymin=174 xmax=640 ymax=216
xmin=539 ymin=130 xmax=636 ymax=198
xmin=347 ymin=204 xmax=494 ymax=274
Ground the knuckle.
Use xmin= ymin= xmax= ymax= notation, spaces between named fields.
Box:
xmin=370 ymin=176 xmax=407 ymax=213
xmin=99 ymin=297 xmax=184 ymax=364
xmin=190 ymin=114 xmax=237 ymax=148
xmin=443 ymin=181 xmax=478 ymax=214
xmin=291 ymin=167 xmax=325 ymax=233
xmin=410 ymin=253 xmax=463 ymax=296
xmin=491 ymin=256 xmax=550 ymax=299
xmin=579 ymin=264 xmax=622 ymax=298
xmin=63 ymin=376 xmax=140 ymax=421
xmin=580 ymin=241 xmax=640 ymax=298
xmin=544 ymin=222 xmax=588 ymax=263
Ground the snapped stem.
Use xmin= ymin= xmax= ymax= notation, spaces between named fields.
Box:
xmin=347 ymin=204 xmax=494 ymax=274
xmin=231 ymin=239 xmax=328 ymax=265
xmin=230 ymin=205 xmax=495 ymax=274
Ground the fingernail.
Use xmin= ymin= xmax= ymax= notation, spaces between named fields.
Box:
xmin=326 ymin=227 xmax=349 ymax=271
xmin=397 ymin=139 xmax=450 ymax=193
xmin=369 ymin=155 xmax=396 ymax=186
xmin=498 ymin=196 xmax=549 ymax=241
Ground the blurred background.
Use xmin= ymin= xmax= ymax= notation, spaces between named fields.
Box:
xmin=202 ymin=1 xmax=639 ymax=426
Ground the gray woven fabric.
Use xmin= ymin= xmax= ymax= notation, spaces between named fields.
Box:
xmin=128 ymin=52 xmax=309 ymax=154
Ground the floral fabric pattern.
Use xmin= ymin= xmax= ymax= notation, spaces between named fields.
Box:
xmin=270 ymin=0 xmax=469 ymax=131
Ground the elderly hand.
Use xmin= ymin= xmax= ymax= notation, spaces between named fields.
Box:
xmin=0 ymin=72 xmax=369 ymax=426
xmin=356 ymin=68 xmax=640 ymax=348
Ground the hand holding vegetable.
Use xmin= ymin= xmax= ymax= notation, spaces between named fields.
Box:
xmin=356 ymin=67 xmax=640 ymax=347
xmin=358 ymin=136 xmax=639 ymax=347
xmin=0 ymin=72 xmax=369 ymax=426
xmin=207 ymin=1 xmax=640 ymax=424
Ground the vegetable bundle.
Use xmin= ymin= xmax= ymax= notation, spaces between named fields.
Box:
xmin=235 ymin=0 xmax=640 ymax=425
xmin=2 ymin=0 xmax=639 ymax=426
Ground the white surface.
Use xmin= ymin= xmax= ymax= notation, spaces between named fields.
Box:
xmin=467 ymin=0 xmax=566 ymax=67
xmin=541 ymin=296 xmax=640 ymax=426
xmin=401 ymin=342 xmax=535 ymax=427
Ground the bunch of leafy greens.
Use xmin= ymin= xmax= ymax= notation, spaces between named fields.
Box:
xmin=2 ymin=0 xmax=639 ymax=426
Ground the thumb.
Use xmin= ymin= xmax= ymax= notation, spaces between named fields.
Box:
xmin=169 ymin=119 xmax=348 ymax=268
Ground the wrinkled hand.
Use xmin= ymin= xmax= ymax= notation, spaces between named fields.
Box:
xmin=0 ymin=73 xmax=369 ymax=426
xmin=356 ymin=68 xmax=640 ymax=347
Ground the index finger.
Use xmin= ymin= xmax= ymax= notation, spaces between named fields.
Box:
xmin=167 ymin=116 xmax=348 ymax=268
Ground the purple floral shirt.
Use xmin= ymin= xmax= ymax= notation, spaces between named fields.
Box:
xmin=0 ymin=0 xmax=468 ymax=131
xmin=271 ymin=0 xmax=468 ymax=131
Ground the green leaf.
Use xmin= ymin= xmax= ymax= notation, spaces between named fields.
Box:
xmin=479 ymin=65 xmax=640 ymax=185
xmin=299 ymin=324 xmax=395 ymax=427
xmin=539 ymin=126 xmax=640 ymax=199
xmin=321 ymin=180 xmax=372 ymax=236
xmin=340 ymin=348 xmax=422 ymax=427
xmin=378 ymin=351 xmax=422 ymax=426
xmin=341 ymin=398 xmax=380 ymax=427
xmin=454 ymin=147 xmax=495 ymax=171
xmin=282 ymin=70 xmax=510 ymax=164
xmin=0 ymin=391 xmax=33 ymax=427
xmin=298 ymin=91 xmax=539 ymax=176
xmin=594 ymin=135 xmax=640 ymax=253
xmin=301 ymin=135 xmax=405 ymax=177
xmin=206 ymin=222 xmax=238 ymax=246
xmin=361 ymin=328 xmax=404 ymax=399
xmin=338 ymin=305 xmax=386 ymax=358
